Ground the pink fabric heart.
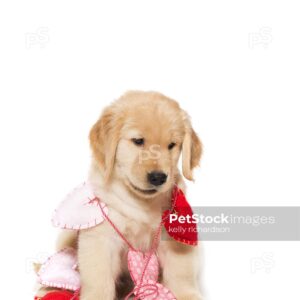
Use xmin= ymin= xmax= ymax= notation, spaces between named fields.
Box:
xmin=128 ymin=250 xmax=159 ymax=283
xmin=127 ymin=250 xmax=176 ymax=300
xmin=52 ymin=182 xmax=107 ymax=230
xmin=38 ymin=248 xmax=80 ymax=291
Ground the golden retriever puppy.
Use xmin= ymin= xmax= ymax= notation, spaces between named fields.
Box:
xmin=58 ymin=91 xmax=203 ymax=300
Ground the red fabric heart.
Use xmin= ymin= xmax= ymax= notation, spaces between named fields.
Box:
xmin=35 ymin=290 xmax=79 ymax=300
xmin=163 ymin=187 xmax=198 ymax=246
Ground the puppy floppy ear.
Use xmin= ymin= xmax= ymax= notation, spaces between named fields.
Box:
xmin=89 ymin=106 xmax=122 ymax=183
xmin=182 ymin=119 xmax=202 ymax=181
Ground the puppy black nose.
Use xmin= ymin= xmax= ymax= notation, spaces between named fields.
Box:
xmin=148 ymin=171 xmax=168 ymax=186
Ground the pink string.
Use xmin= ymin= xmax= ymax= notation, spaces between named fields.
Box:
xmin=98 ymin=186 xmax=178 ymax=300
xmin=98 ymin=202 xmax=137 ymax=251
xmin=125 ymin=281 xmax=160 ymax=299
xmin=71 ymin=288 xmax=80 ymax=300
xmin=128 ymin=222 xmax=163 ymax=300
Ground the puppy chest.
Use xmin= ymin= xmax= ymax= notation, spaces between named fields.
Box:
xmin=123 ymin=220 xmax=159 ymax=250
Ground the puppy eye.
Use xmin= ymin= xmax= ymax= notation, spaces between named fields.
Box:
xmin=168 ymin=142 xmax=176 ymax=150
xmin=132 ymin=138 xmax=144 ymax=146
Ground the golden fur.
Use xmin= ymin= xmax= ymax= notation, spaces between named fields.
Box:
xmin=55 ymin=91 xmax=203 ymax=300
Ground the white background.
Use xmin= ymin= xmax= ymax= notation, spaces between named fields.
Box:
xmin=0 ymin=0 xmax=299 ymax=299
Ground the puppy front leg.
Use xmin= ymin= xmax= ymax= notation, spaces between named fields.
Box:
xmin=78 ymin=224 xmax=122 ymax=300
xmin=159 ymin=240 xmax=203 ymax=300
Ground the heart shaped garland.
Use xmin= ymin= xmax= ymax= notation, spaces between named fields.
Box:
xmin=38 ymin=183 xmax=198 ymax=299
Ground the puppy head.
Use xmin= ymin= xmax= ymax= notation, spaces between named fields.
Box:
xmin=90 ymin=91 xmax=202 ymax=198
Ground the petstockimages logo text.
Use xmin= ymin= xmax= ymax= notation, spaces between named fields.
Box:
xmin=169 ymin=213 xmax=275 ymax=227
xmin=163 ymin=207 xmax=300 ymax=241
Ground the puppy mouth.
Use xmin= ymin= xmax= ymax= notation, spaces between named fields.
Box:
xmin=129 ymin=181 xmax=157 ymax=195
